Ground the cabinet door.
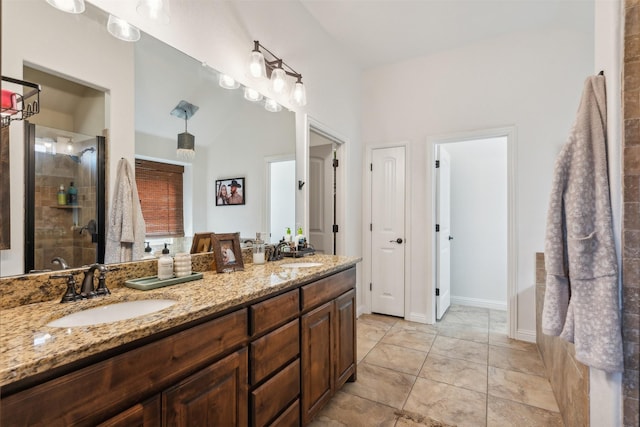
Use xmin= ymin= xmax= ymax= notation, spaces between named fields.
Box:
xmin=97 ymin=396 xmax=161 ymax=427
xmin=301 ymin=301 xmax=334 ymax=425
xmin=163 ymin=348 xmax=248 ymax=427
xmin=335 ymin=289 xmax=357 ymax=388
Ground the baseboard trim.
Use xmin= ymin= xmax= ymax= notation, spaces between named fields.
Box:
xmin=515 ymin=329 xmax=537 ymax=343
xmin=450 ymin=296 xmax=507 ymax=311
xmin=406 ymin=312 xmax=429 ymax=324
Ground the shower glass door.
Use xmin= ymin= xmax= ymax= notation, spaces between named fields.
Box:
xmin=25 ymin=122 xmax=105 ymax=272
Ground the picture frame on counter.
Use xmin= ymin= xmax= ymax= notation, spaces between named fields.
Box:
xmin=215 ymin=177 xmax=245 ymax=206
xmin=212 ymin=232 xmax=244 ymax=272
xmin=190 ymin=232 xmax=214 ymax=254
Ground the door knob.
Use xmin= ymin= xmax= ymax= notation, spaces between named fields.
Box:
xmin=448 ymin=236 xmax=454 ymax=241
xmin=389 ymin=238 xmax=403 ymax=244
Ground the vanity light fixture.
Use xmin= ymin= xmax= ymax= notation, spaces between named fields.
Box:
xmin=249 ymin=41 xmax=307 ymax=107
xmin=45 ymin=0 xmax=85 ymax=14
xmin=136 ymin=0 xmax=170 ymax=24
xmin=243 ymin=87 xmax=263 ymax=102
xmin=219 ymin=74 xmax=240 ymax=90
xmin=107 ymin=15 xmax=141 ymax=42
xmin=171 ymin=101 xmax=199 ymax=161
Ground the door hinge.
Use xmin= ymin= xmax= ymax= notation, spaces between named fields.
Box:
xmin=370 ymin=283 xmax=372 ymax=291
xmin=370 ymin=223 xmax=372 ymax=231
xmin=333 ymin=224 xmax=339 ymax=233
xmin=435 ymin=288 xmax=440 ymax=296
xmin=333 ymin=158 xmax=339 ymax=168
xmin=435 ymin=160 xmax=440 ymax=168
xmin=435 ymin=224 xmax=440 ymax=232
xmin=370 ymin=163 xmax=373 ymax=171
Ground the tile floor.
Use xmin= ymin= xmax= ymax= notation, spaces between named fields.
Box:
xmin=310 ymin=305 xmax=564 ymax=427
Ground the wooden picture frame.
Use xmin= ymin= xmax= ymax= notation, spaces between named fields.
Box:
xmin=215 ymin=177 xmax=245 ymax=206
xmin=190 ymin=232 xmax=214 ymax=254
xmin=211 ymin=232 xmax=244 ymax=272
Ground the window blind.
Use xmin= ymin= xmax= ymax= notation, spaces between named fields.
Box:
xmin=135 ymin=159 xmax=185 ymax=237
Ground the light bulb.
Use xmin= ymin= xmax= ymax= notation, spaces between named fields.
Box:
xmin=136 ymin=0 xmax=170 ymax=24
xmin=270 ymin=67 xmax=286 ymax=94
xmin=244 ymin=87 xmax=263 ymax=102
xmin=291 ymin=81 xmax=307 ymax=107
xmin=264 ymin=98 xmax=282 ymax=113
xmin=219 ymin=74 xmax=240 ymax=90
xmin=46 ymin=0 xmax=85 ymax=14
xmin=107 ymin=15 xmax=141 ymax=42
xmin=249 ymin=50 xmax=266 ymax=79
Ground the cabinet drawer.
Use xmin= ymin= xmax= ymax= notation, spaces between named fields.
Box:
xmin=250 ymin=319 xmax=299 ymax=385
xmin=269 ymin=399 xmax=299 ymax=427
xmin=0 ymin=309 xmax=248 ymax=426
xmin=250 ymin=289 xmax=299 ymax=336
xmin=251 ymin=359 xmax=300 ymax=427
xmin=301 ymin=267 xmax=355 ymax=311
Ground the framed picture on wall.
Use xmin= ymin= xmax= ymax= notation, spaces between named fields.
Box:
xmin=211 ymin=232 xmax=244 ymax=272
xmin=215 ymin=178 xmax=245 ymax=206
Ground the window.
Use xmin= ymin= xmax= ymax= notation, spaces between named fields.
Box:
xmin=135 ymin=159 xmax=184 ymax=237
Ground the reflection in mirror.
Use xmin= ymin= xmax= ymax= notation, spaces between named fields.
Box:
xmin=23 ymin=66 xmax=107 ymax=273
xmin=0 ymin=0 xmax=296 ymax=277
xmin=134 ymin=33 xmax=296 ymax=254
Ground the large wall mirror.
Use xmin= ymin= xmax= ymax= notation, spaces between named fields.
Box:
xmin=1 ymin=0 xmax=296 ymax=277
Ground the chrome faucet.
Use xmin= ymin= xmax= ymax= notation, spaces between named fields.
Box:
xmin=51 ymin=257 xmax=69 ymax=270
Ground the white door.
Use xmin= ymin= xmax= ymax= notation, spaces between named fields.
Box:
xmin=371 ymin=146 xmax=406 ymax=317
xmin=309 ymin=144 xmax=334 ymax=254
xmin=436 ymin=147 xmax=452 ymax=319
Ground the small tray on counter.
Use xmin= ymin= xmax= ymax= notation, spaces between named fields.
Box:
xmin=124 ymin=272 xmax=204 ymax=291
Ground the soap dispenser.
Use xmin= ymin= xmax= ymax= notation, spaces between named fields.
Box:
xmin=157 ymin=243 xmax=174 ymax=280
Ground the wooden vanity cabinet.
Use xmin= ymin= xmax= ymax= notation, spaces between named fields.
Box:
xmin=1 ymin=265 xmax=357 ymax=427
xmin=0 ymin=309 xmax=248 ymax=427
xmin=163 ymin=348 xmax=248 ymax=426
xmin=300 ymin=268 xmax=357 ymax=425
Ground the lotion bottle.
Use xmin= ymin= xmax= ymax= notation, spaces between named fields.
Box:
xmin=157 ymin=243 xmax=174 ymax=280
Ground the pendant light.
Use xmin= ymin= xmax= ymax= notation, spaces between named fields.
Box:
xmin=171 ymin=101 xmax=199 ymax=162
xmin=219 ymin=74 xmax=240 ymax=90
xmin=177 ymin=115 xmax=195 ymax=161
xmin=264 ymin=98 xmax=282 ymax=113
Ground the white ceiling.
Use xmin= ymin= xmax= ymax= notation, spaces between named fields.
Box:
xmin=298 ymin=0 xmax=595 ymax=70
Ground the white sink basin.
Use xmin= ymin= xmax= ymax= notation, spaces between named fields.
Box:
xmin=46 ymin=299 xmax=177 ymax=328
xmin=280 ymin=262 xmax=323 ymax=268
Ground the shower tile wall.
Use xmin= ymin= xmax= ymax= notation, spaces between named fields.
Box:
xmin=535 ymin=253 xmax=589 ymax=427
xmin=623 ymin=2 xmax=640 ymax=425
xmin=34 ymin=152 xmax=96 ymax=270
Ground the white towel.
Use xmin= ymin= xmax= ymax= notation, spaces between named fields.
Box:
xmin=542 ymin=75 xmax=623 ymax=373
xmin=105 ymin=158 xmax=146 ymax=264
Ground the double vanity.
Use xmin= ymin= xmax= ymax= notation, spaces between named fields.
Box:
xmin=0 ymin=254 xmax=360 ymax=426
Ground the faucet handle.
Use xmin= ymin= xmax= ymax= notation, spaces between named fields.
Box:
xmin=96 ymin=265 xmax=110 ymax=296
xmin=51 ymin=273 xmax=81 ymax=303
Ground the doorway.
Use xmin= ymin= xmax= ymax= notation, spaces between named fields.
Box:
xmin=267 ymin=157 xmax=295 ymax=244
xmin=429 ymin=128 xmax=516 ymax=336
xmin=308 ymin=131 xmax=337 ymax=254
xmin=305 ymin=118 xmax=346 ymax=256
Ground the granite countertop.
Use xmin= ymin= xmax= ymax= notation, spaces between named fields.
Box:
xmin=0 ymin=255 xmax=360 ymax=388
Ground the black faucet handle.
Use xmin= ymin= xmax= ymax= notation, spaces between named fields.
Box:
xmin=51 ymin=273 xmax=81 ymax=303
xmin=96 ymin=265 xmax=110 ymax=296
